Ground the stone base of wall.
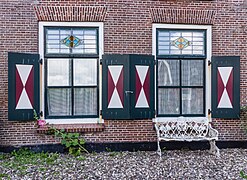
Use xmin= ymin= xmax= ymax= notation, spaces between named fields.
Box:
xmin=1 ymin=141 xmax=247 ymax=153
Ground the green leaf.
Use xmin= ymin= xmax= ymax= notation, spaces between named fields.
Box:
xmin=74 ymin=133 xmax=79 ymax=138
xmin=65 ymin=142 xmax=71 ymax=148
xmin=54 ymin=131 xmax=59 ymax=136
xmin=69 ymin=147 xmax=73 ymax=154
xmin=72 ymin=139 xmax=79 ymax=146
xmin=60 ymin=129 xmax=65 ymax=133
xmin=61 ymin=134 xmax=67 ymax=139
xmin=67 ymin=133 xmax=73 ymax=139
xmin=79 ymin=139 xmax=85 ymax=145
xmin=75 ymin=149 xmax=81 ymax=156
xmin=61 ymin=139 xmax=67 ymax=145
xmin=240 ymin=170 xmax=247 ymax=179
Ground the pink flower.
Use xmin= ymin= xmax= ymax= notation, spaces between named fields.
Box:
xmin=37 ymin=119 xmax=46 ymax=127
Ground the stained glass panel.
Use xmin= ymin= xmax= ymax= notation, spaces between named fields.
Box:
xmin=61 ymin=35 xmax=81 ymax=48
xmin=171 ymin=37 xmax=191 ymax=50
xmin=46 ymin=28 xmax=98 ymax=55
xmin=157 ymin=30 xmax=205 ymax=56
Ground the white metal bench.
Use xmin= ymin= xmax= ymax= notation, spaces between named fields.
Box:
xmin=154 ymin=117 xmax=219 ymax=157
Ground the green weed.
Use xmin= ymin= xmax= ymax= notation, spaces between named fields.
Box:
xmin=1 ymin=148 xmax=59 ymax=176
xmin=0 ymin=173 xmax=10 ymax=179
xmin=240 ymin=170 xmax=247 ymax=179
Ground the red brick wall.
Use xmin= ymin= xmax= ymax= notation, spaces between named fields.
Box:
xmin=1 ymin=0 xmax=247 ymax=146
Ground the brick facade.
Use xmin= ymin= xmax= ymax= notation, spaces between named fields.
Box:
xmin=0 ymin=0 xmax=247 ymax=147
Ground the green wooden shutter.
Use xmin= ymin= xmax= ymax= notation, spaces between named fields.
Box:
xmin=102 ymin=54 xmax=155 ymax=119
xmin=102 ymin=54 xmax=130 ymax=119
xmin=130 ymin=54 xmax=155 ymax=119
xmin=211 ymin=56 xmax=240 ymax=119
xmin=8 ymin=52 xmax=40 ymax=121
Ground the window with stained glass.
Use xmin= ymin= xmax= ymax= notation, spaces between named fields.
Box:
xmin=157 ymin=30 xmax=206 ymax=57
xmin=45 ymin=27 xmax=99 ymax=118
xmin=156 ymin=29 xmax=206 ymax=117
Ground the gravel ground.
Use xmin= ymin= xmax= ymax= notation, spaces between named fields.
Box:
xmin=0 ymin=148 xmax=247 ymax=179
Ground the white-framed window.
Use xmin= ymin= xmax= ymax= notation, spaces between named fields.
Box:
xmin=152 ymin=24 xmax=212 ymax=120
xmin=39 ymin=22 xmax=104 ymax=124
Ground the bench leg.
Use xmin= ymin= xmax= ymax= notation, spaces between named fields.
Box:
xmin=157 ymin=139 xmax=161 ymax=157
xmin=209 ymin=140 xmax=220 ymax=157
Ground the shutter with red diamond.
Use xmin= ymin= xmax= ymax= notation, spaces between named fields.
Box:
xmin=211 ymin=56 xmax=240 ymax=119
xmin=130 ymin=54 xmax=155 ymax=119
xmin=8 ymin=52 xmax=40 ymax=121
xmin=102 ymin=54 xmax=130 ymax=119
xmin=102 ymin=54 xmax=155 ymax=119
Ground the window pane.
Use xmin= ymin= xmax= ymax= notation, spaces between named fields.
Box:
xmin=47 ymin=59 xmax=71 ymax=86
xmin=73 ymin=59 xmax=97 ymax=86
xmin=157 ymin=30 xmax=205 ymax=56
xmin=47 ymin=88 xmax=72 ymax=116
xmin=158 ymin=88 xmax=180 ymax=114
xmin=182 ymin=88 xmax=203 ymax=114
xmin=182 ymin=60 xmax=204 ymax=86
xmin=74 ymin=88 xmax=97 ymax=115
xmin=158 ymin=60 xmax=180 ymax=86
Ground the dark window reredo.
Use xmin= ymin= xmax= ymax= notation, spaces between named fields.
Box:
xmin=156 ymin=29 xmax=206 ymax=117
xmin=44 ymin=27 xmax=99 ymax=119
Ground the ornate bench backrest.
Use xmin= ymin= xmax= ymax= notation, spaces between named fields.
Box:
xmin=156 ymin=117 xmax=209 ymax=139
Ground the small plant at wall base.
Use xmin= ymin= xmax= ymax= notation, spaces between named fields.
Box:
xmin=48 ymin=127 xmax=89 ymax=156
xmin=33 ymin=109 xmax=89 ymax=156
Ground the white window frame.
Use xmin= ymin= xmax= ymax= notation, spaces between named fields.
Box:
xmin=39 ymin=22 xmax=104 ymax=124
xmin=152 ymin=24 xmax=212 ymax=122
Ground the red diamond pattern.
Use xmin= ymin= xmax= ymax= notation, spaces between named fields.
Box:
xmin=217 ymin=67 xmax=233 ymax=108
xmin=16 ymin=68 xmax=23 ymax=106
xmin=135 ymin=70 xmax=142 ymax=103
xmin=226 ymin=70 xmax=233 ymax=105
xmin=116 ymin=68 xmax=124 ymax=105
xmin=108 ymin=70 xmax=115 ymax=104
xmin=143 ymin=68 xmax=150 ymax=105
xmin=15 ymin=65 xmax=34 ymax=109
xmin=135 ymin=66 xmax=150 ymax=108
xmin=107 ymin=66 xmax=124 ymax=108
xmin=217 ymin=70 xmax=224 ymax=105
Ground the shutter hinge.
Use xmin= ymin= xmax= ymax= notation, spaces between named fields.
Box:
xmin=208 ymin=60 xmax=211 ymax=66
xmin=208 ymin=109 xmax=211 ymax=115
xmin=100 ymin=59 xmax=102 ymax=65
xmin=100 ymin=110 xmax=102 ymax=115
xmin=39 ymin=58 xmax=43 ymax=65
xmin=39 ymin=111 xmax=43 ymax=117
